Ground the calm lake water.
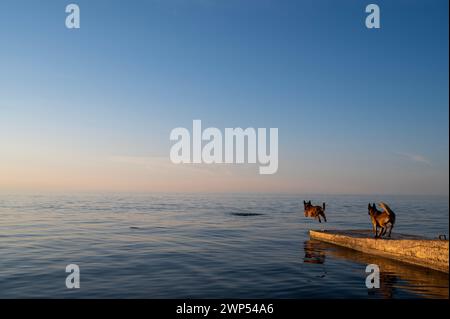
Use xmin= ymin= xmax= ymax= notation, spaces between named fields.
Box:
xmin=0 ymin=193 xmax=448 ymax=299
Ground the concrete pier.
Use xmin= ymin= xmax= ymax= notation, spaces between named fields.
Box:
xmin=309 ymin=229 xmax=449 ymax=273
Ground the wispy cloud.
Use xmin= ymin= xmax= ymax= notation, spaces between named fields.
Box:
xmin=109 ymin=156 xmax=167 ymax=168
xmin=108 ymin=155 xmax=235 ymax=176
xmin=396 ymin=152 xmax=432 ymax=166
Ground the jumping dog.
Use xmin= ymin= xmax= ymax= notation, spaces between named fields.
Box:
xmin=304 ymin=200 xmax=327 ymax=223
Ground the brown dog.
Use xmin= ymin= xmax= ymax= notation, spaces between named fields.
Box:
xmin=368 ymin=202 xmax=396 ymax=238
xmin=304 ymin=200 xmax=327 ymax=223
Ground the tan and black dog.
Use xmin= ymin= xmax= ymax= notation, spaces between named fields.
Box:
xmin=368 ymin=202 xmax=396 ymax=238
xmin=303 ymin=200 xmax=327 ymax=223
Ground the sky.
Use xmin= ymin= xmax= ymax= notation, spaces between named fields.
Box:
xmin=0 ymin=0 xmax=448 ymax=195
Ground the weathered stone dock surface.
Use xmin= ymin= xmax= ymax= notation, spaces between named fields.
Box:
xmin=309 ymin=229 xmax=449 ymax=273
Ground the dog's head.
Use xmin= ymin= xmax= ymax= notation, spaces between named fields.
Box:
xmin=303 ymin=200 xmax=312 ymax=209
xmin=368 ymin=203 xmax=377 ymax=216
xmin=304 ymin=200 xmax=312 ymax=216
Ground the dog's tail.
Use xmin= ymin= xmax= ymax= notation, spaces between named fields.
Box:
xmin=379 ymin=202 xmax=394 ymax=216
xmin=322 ymin=203 xmax=326 ymax=211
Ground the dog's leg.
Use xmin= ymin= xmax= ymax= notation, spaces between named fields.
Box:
xmin=381 ymin=226 xmax=387 ymax=237
xmin=322 ymin=213 xmax=327 ymax=222
xmin=388 ymin=223 xmax=394 ymax=237
xmin=318 ymin=216 xmax=321 ymax=223
xmin=374 ymin=225 xmax=379 ymax=238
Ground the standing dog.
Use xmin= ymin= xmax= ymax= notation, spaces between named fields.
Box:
xmin=368 ymin=202 xmax=396 ymax=238
xmin=304 ymin=200 xmax=327 ymax=223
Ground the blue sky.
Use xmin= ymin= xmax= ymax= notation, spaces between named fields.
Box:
xmin=0 ymin=0 xmax=448 ymax=194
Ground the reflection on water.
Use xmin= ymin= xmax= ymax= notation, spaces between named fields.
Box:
xmin=0 ymin=193 xmax=448 ymax=298
xmin=303 ymin=240 xmax=325 ymax=264
xmin=303 ymin=240 xmax=449 ymax=299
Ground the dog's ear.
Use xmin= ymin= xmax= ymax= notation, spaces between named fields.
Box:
xmin=303 ymin=200 xmax=306 ymax=205
xmin=373 ymin=203 xmax=376 ymax=208
xmin=368 ymin=203 xmax=371 ymax=209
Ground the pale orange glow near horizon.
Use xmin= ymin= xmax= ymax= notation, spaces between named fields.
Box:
xmin=1 ymin=152 xmax=448 ymax=195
